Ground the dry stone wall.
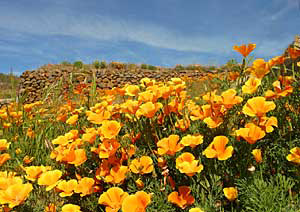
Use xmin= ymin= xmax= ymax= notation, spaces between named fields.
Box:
xmin=19 ymin=64 xmax=214 ymax=103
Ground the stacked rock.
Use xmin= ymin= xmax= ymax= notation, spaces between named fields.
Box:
xmin=19 ymin=63 xmax=215 ymax=103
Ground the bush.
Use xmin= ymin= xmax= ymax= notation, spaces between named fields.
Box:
xmin=92 ymin=60 xmax=101 ymax=69
xmin=60 ymin=61 xmax=71 ymax=65
xmin=73 ymin=60 xmax=84 ymax=69
xmin=141 ymin=64 xmax=148 ymax=69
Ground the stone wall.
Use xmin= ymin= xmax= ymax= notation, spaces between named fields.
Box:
xmin=19 ymin=64 xmax=216 ymax=103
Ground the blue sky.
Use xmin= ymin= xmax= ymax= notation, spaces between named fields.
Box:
xmin=0 ymin=0 xmax=300 ymax=75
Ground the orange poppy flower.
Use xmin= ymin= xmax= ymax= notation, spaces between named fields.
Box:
xmin=104 ymin=165 xmax=128 ymax=184
xmin=57 ymin=113 xmax=68 ymax=122
xmin=2 ymin=123 xmax=11 ymax=129
xmin=220 ymin=89 xmax=243 ymax=109
xmin=242 ymin=77 xmax=261 ymax=94
xmin=95 ymin=161 xmax=110 ymax=180
xmin=242 ymin=97 xmax=276 ymax=117
xmin=121 ymin=100 xmax=140 ymax=114
xmin=0 ymin=173 xmax=22 ymax=191
xmin=122 ymin=191 xmax=152 ymax=212
xmin=25 ymin=166 xmax=51 ymax=182
xmin=203 ymin=117 xmax=223 ymax=129
xmin=38 ymin=170 xmax=62 ymax=191
xmin=268 ymin=56 xmax=285 ymax=67
xmin=288 ymin=47 xmax=300 ymax=59
xmin=0 ymin=139 xmax=10 ymax=151
xmin=286 ymin=147 xmax=300 ymax=164
xmin=82 ymin=128 xmax=97 ymax=144
xmin=138 ymin=91 xmax=157 ymax=103
xmin=44 ymin=203 xmax=56 ymax=212
xmin=61 ymin=204 xmax=82 ymax=212
xmin=99 ymin=120 xmax=121 ymax=139
xmin=135 ymin=178 xmax=144 ymax=189
xmin=252 ymin=149 xmax=262 ymax=163
xmin=203 ymin=136 xmax=233 ymax=160
xmin=140 ymin=77 xmax=156 ymax=87
xmin=259 ymin=116 xmax=278 ymax=133
xmin=86 ymin=110 xmax=111 ymax=125
xmin=157 ymin=157 xmax=167 ymax=168
xmin=268 ymin=80 xmax=294 ymax=99
xmin=233 ymin=43 xmax=256 ymax=57
xmin=189 ymin=104 xmax=212 ymax=121
xmin=160 ymin=85 xmax=173 ymax=99
xmin=68 ymin=149 xmax=87 ymax=166
xmin=175 ymin=117 xmax=190 ymax=132
xmin=98 ymin=187 xmax=129 ymax=211
xmin=265 ymin=89 xmax=277 ymax=99
xmin=157 ymin=135 xmax=184 ymax=156
xmin=202 ymin=90 xmax=222 ymax=104
xmin=74 ymin=177 xmax=95 ymax=197
xmin=180 ymin=134 xmax=203 ymax=148
xmin=248 ymin=59 xmax=270 ymax=79
xmin=223 ymin=187 xmax=238 ymax=201
xmin=176 ymin=152 xmax=204 ymax=176
xmin=98 ymin=139 xmax=120 ymax=159
xmin=26 ymin=128 xmax=35 ymax=138
xmin=168 ymin=186 xmax=195 ymax=209
xmin=0 ymin=183 xmax=33 ymax=208
xmin=0 ymin=154 xmax=11 ymax=166
xmin=129 ymin=156 xmax=154 ymax=175
xmin=52 ymin=135 xmax=70 ymax=146
xmin=23 ymin=155 xmax=34 ymax=164
xmin=66 ymin=114 xmax=78 ymax=125
xmin=56 ymin=179 xmax=78 ymax=197
xmin=235 ymin=123 xmax=266 ymax=144
xmin=263 ymin=90 xmax=276 ymax=100
xmin=125 ymin=85 xmax=140 ymax=96
xmin=228 ymin=72 xmax=240 ymax=81
xmin=136 ymin=102 xmax=162 ymax=118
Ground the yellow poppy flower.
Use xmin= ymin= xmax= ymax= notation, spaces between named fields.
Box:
xmin=129 ymin=156 xmax=154 ymax=175
xmin=223 ymin=187 xmax=238 ymax=201
xmin=203 ymin=136 xmax=233 ymax=160
xmin=37 ymin=170 xmax=62 ymax=191
xmin=98 ymin=187 xmax=129 ymax=211
xmin=242 ymin=97 xmax=276 ymax=117
xmin=176 ymin=152 xmax=204 ymax=176
xmin=122 ymin=191 xmax=152 ymax=212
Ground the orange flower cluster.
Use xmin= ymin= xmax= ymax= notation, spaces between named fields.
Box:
xmin=98 ymin=187 xmax=151 ymax=212
xmin=265 ymin=77 xmax=293 ymax=100
xmin=0 ymin=171 xmax=33 ymax=209
xmin=235 ymin=97 xmax=277 ymax=145
xmin=0 ymin=139 xmax=10 ymax=167
xmin=189 ymin=89 xmax=243 ymax=128
xmin=50 ymin=130 xmax=87 ymax=166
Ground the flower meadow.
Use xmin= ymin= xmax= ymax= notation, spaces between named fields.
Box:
xmin=0 ymin=44 xmax=300 ymax=211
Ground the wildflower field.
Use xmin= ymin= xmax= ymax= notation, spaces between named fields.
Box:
xmin=1 ymin=44 xmax=300 ymax=211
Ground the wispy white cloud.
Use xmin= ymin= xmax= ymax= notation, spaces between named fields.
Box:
xmin=268 ymin=0 xmax=299 ymax=21
xmin=0 ymin=0 xmax=294 ymax=63
xmin=0 ymin=10 xmax=235 ymax=54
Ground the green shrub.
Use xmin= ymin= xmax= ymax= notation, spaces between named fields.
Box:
xmin=148 ymin=65 xmax=157 ymax=70
xmin=60 ymin=60 xmax=71 ymax=65
xmin=73 ymin=60 xmax=84 ymax=69
xmin=237 ymin=174 xmax=299 ymax=212
xmin=141 ymin=64 xmax=148 ymax=69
